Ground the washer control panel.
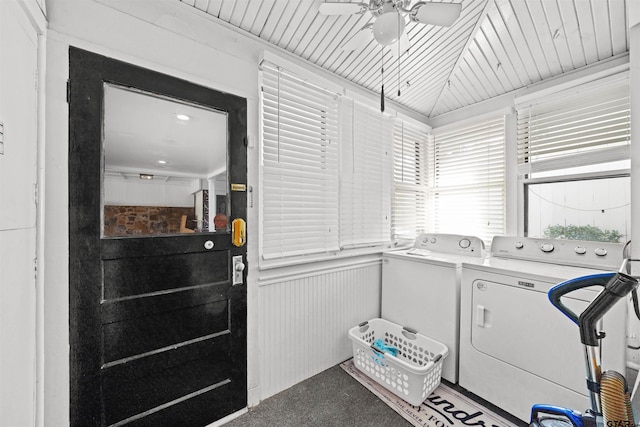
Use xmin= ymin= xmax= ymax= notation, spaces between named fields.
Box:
xmin=409 ymin=233 xmax=484 ymax=257
xmin=492 ymin=236 xmax=624 ymax=270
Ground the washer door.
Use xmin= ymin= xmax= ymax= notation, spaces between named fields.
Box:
xmin=471 ymin=279 xmax=590 ymax=394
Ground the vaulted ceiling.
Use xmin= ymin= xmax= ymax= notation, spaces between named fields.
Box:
xmin=177 ymin=0 xmax=629 ymax=119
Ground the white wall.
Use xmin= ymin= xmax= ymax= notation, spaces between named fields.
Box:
xmin=0 ymin=2 xmax=45 ymax=426
xmin=37 ymin=1 xmax=640 ymax=426
xmin=103 ymin=175 xmax=197 ymax=207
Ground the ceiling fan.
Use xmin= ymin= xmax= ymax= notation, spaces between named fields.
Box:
xmin=318 ymin=0 xmax=462 ymax=53
xmin=319 ymin=1 xmax=462 ymax=112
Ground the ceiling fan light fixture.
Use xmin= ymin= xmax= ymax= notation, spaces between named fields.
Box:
xmin=372 ymin=12 xmax=405 ymax=46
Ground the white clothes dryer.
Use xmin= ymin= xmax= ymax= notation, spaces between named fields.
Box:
xmin=459 ymin=236 xmax=627 ymax=422
xmin=381 ymin=233 xmax=486 ymax=383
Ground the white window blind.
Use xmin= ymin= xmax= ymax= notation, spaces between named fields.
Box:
xmin=392 ymin=119 xmax=430 ymax=241
xmin=339 ymin=99 xmax=393 ymax=247
xmin=430 ymin=117 xmax=505 ymax=245
xmin=260 ymin=61 xmax=340 ymax=259
xmin=517 ymin=78 xmax=630 ymax=175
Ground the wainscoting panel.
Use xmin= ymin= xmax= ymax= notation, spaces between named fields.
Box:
xmin=258 ymin=258 xmax=382 ymax=399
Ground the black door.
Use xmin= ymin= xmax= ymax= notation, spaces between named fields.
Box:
xmin=68 ymin=47 xmax=248 ymax=426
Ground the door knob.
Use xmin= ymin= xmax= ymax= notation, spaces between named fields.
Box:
xmin=232 ymin=255 xmax=245 ymax=285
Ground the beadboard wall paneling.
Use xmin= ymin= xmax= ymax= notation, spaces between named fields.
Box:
xmin=258 ymin=259 xmax=382 ymax=399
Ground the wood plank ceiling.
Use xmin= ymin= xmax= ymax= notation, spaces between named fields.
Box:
xmin=178 ymin=0 xmax=629 ymax=119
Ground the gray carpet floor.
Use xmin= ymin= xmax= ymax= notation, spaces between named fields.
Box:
xmin=223 ymin=362 xmax=529 ymax=427
xmin=224 ymin=363 xmax=413 ymax=427
xmin=226 ymin=363 xmax=639 ymax=427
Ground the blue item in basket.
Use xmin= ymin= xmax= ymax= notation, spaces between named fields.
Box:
xmin=372 ymin=339 xmax=398 ymax=356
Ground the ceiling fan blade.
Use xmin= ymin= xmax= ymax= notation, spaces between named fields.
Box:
xmin=341 ymin=27 xmax=372 ymax=51
xmin=413 ymin=2 xmax=462 ymax=27
xmin=318 ymin=2 xmax=369 ymax=15
xmin=390 ymin=31 xmax=410 ymax=58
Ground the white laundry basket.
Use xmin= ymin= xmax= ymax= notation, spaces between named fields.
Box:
xmin=348 ymin=318 xmax=449 ymax=406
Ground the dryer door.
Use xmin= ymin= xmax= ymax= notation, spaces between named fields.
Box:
xmin=471 ymin=279 xmax=590 ymax=394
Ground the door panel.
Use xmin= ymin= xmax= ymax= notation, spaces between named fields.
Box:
xmin=124 ymin=386 xmax=235 ymax=427
xmin=101 ymin=235 xmax=230 ymax=299
xmin=102 ymin=337 xmax=232 ymax=425
xmin=102 ymin=297 xmax=229 ymax=362
xmin=102 ymin=252 xmax=229 ymax=299
xmin=69 ymin=47 xmax=248 ymax=426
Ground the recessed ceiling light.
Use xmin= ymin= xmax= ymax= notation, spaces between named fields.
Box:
xmin=158 ymin=160 xmax=167 ymax=164
xmin=176 ymin=114 xmax=190 ymax=121
xmin=139 ymin=174 xmax=154 ymax=180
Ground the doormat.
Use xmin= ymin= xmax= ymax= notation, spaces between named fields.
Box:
xmin=340 ymin=359 xmax=522 ymax=427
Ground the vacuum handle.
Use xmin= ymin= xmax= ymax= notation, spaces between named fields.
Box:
xmin=548 ymin=272 xmax=616 ymax=326
xmin=579 ymin=272 xmax=638 ymax=346
xmin=530 ymin=404 xmax=583 ymax=427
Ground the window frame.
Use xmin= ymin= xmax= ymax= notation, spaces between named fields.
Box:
xmin=516 ymin=73 xmax=631 ymax=241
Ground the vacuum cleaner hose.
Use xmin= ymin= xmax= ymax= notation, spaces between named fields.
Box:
xmin=601 ymin=370 xmax=634 ymax=426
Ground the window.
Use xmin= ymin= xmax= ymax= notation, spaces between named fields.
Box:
xmin=339 ymin=99 xmax=393 ymax=248
xmin=526 ymin=176 xmax=630 ymax=242
xmin=392 ymin=120 xmax=430 ymax=241
xmin=260 ymin=62 xmax=340 ymax=259
xmin=260 ymin=61 xmax=402 ymax=263
xmin=517 ymin=77 xmax=630 ymax=242
xmin=429 ymin=117 xmax=506 ymax=245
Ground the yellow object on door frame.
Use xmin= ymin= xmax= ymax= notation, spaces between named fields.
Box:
xmin=232 ymin=218 xmax=246 ymax=247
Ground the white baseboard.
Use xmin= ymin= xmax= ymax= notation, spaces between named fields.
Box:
xmin=205 ymin=408 xmax=248 ymax=427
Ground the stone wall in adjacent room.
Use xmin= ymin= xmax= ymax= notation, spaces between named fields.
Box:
xmin=104 ymin=205 xmax=196 ymax=236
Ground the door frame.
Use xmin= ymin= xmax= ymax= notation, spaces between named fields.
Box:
xmin=68 ymin=46 xmax=248 ymax=425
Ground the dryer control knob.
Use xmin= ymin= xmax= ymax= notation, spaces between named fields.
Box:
xmin=574 ymin=246 xmax=587 ymax=255
xmin=540 ymin=243 xmax=554 ymax=253
xmin=430 ymin=238 xmax=437 ymax=244
xmin=594 ymin=247 xmax=608 ymax=257
xmin=515 ymin=241 xmax=524 ymax=249
xmin=459 ymin=238 xmax=471 ymax=249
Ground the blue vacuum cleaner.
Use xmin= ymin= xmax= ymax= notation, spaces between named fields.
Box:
xmin=530 ymin=265 xmax=639 ymax=427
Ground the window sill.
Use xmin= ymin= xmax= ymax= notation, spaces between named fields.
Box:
xmin=260 ymin=244 xmax=400 ymax=270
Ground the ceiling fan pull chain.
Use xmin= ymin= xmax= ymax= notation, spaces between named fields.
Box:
xmin=381 ymin=46 xmax=385 ymax=112
xmin=397 ymin=33 xmax=401 ymax=97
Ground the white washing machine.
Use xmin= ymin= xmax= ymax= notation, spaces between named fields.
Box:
xmin=382 ymin=233 xmax=486 ymax=383
xmin=459 ymin=236 xmax=627 ymax=422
